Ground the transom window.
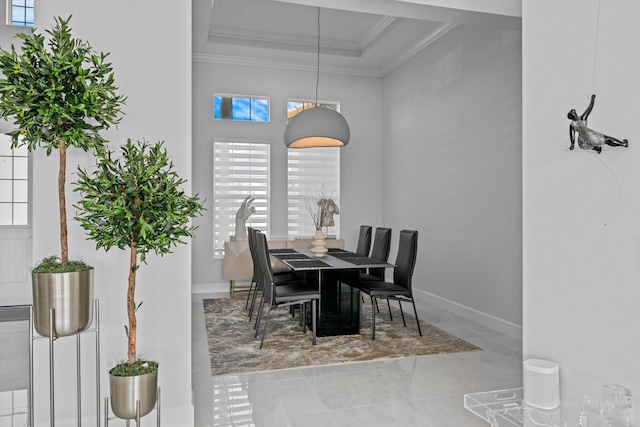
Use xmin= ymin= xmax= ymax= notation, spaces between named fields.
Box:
xmin=10 ymin=0 xmax=34 ymax=27
xmin=212 ymin=140 xmax=270 ymax=258
xmin=0 ymin=135 xmax=29 ymax=226
xmin=214 ymin=94 xmax=269 ymax=122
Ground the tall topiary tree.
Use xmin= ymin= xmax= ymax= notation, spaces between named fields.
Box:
xmin=0 ymin=16 xmax=126 ymax=267
xmin=74 ymin=139 xmax=204 ymax=367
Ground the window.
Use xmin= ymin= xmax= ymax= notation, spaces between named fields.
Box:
xmin=213 ymin=140 xmax=270 ymax=258
xmin=214 ymin=94 xmax=269 ymax=122
xmin=286 ymin=100 xmax=339 ymax=122
xmin=0 ymin=135 xmax=29 ymax=226
xmin=10 ymin=0 xmax=34 ymax=27
xmin=287 ymin=99 xmax=341 ymax=238
xmin=287 ymin=147 xmax=340 ymax=238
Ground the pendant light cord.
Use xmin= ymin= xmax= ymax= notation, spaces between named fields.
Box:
xmin=315 ymin=7 xmax=320 ymax=107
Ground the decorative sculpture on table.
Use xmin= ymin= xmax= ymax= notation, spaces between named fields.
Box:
xmin=568 ymin=94 xmax=629 ymax=154
xmin=319 ymin=198 xmax=339 ymax=234
xmin=304 ymin=187 xmax=336 ymax=257
xmin=233 ymin=195 xmax=255 ymax=241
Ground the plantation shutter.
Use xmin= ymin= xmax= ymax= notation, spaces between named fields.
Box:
xmin=213 ymin=140 xmax=270 ymax=258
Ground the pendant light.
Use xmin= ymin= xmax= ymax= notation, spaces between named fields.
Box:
xmin=284 ymin=7 xmax=350 ymax=148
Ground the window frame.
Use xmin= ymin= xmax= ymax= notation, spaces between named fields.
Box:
xmin=213 ymin=93 xmax=270 ymax=123
xmin=8 ymin=0 xmax=34 ymax=27
xmin=0 ymin=135 xmax=31 ymax=229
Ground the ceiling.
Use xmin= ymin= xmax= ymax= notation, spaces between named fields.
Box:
xmin=193 ymin=0 xmax=521 ymax=77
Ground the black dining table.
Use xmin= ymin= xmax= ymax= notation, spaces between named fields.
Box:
xmin=269 ymin=247 xmax=395 ymax=336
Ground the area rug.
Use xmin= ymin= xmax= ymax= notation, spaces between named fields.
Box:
xmin=204 ymin=297 xmax=480 ymax=376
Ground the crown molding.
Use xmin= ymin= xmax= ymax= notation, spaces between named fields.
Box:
xmin=192 ymin=52 xmax=383 ymax=77
xmin=381 ymin=22 xmax=456 ymax=75
xmin=193 ymin=22 xmax=457 ymax=78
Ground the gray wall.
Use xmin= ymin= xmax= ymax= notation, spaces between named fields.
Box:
xmin=523 ymin=0 xmax=639 ymax=420
xmin=382 ymin=25 xmax=523 ymax=333
xmin=191 ymin=62 xmax=384 ymax=286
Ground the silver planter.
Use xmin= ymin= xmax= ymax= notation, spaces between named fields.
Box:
xmin=32 ymin=269 xmax=94 ymax=337
xmin=110 ymin=370 xmax=158 ymax=419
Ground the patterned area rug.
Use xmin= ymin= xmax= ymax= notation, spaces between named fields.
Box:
xmin=204 ymin=297 xmax=480 ymax=376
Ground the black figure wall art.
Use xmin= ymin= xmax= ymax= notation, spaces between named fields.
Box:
xmin=568 ymin=94 xmax=628 ymax=154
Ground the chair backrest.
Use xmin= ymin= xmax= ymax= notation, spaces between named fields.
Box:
xmin=355 ymin=225 xmax=372 ymax=257
xmin=393 ymin=230 xmax=418 ymax=292
xmin=247 ymin=227 xmax=260 ymax=284
xmin=254 ymin=231 xmax=275 ymax=304
xmin=368 ymin=227 xmax=392 ymax=280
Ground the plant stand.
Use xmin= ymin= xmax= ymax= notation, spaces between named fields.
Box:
xmin=103 ymin=388 xmax=160 ymax=426
xmin=29 ymin=299 xmax=101 ymax=427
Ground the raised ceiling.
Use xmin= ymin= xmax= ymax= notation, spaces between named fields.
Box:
xmin=193 ymin=0 xmax=521 ymax=77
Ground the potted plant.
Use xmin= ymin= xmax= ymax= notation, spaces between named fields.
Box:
xmin=0 ymin=16 xmax=126 ymax=337
xmin=74 ymin=138 xmax=204 ymax=419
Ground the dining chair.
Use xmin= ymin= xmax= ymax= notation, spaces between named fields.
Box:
xmin=355 ymin=225 xmax=373 ymax=257
xmin=365 ymin=227 xmax=392 ymax=280
xmin=252 ymin=231 xmax=321 ymax=348
xmin=356 ymin=229 xmax=422 ymax=340
xmin=245 ymin=227 xmax=301 ymax=322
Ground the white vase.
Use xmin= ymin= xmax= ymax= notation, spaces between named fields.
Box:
xmin=310 ymin=229 xmax=328 ymax=258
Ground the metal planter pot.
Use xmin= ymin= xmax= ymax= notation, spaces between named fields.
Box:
xmin=110 ymin=370 xmax=158 ymax=419
xmin=32 ymin=269 xmax=94 ymax=337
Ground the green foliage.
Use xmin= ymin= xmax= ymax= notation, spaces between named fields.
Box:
xmin=74 ymin=138 xmax=205 ymax=267
xmin=0 ymin=15 xmax=126 ymax=153
xmin=110 ymin=359 xmax=158 ymax=377
xmin=32 ymin=255 xmax=92 ymax=274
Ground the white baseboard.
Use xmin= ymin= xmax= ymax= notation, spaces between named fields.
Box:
xmin=192 ymin=282 xmax=231 ymax=294
xmin=413 ymin=289 xmax=522 ymax=340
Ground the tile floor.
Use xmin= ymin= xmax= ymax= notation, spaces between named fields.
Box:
xmin=192 ymin=291 xmax=523 ymax=427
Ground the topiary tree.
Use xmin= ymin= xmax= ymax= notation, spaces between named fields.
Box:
xmin=74 ymin=139 xmax=204 ymax=368
xmin=0 ymin=15 xmax=126 ymax=267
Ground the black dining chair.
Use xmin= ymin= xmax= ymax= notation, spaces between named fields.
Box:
xmin=252 ymin=231 xmax=321 ymax=349
xmin=355 ymin=225 xmax=373 ymax=257
xmin=356 ymin=229 xmax=422 ymax=340
xmin=245 ymin=227 xmax=301 ymax=322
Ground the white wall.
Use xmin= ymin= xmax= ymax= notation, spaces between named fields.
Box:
xmin=29 ymin=1 xmax=193 ymax=425
xmin=382 ymin=24 xmax=522 ymax=335
xmin=523 ymin=0 xmax=640 ymax=419
xmin=191 ymin=61 xmax=384 ymax=286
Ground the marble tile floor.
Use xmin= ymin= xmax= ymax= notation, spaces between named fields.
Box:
xmin=192 ymin=291 xmax=523 ymax=427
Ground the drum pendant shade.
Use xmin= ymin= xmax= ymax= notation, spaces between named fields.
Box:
xmin=284 ymin=107 xmax=350 ymax=148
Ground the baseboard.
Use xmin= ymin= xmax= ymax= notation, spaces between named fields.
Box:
xmin=33 ymin=404 xmax=193 ymax=427
xmin=192 ymin=282 xmax=231 ymax=294
xmin=413 ymin=289 xmax=522 ymax=340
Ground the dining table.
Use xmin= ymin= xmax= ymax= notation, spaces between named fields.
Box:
xmin=269 ymin=247 xmax=395 ymax=337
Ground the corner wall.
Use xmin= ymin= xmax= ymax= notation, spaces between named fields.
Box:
xmin=381 ymin=24 xmax=523 ymax=335
xmin=523 ymin=0 xmax=640 ymax=417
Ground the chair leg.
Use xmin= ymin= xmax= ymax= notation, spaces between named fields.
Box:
xmin=259 ymin=305 xmax=272 ymax=349
xmin=411 ymin=299 xmax=422 ymax=336
xmin=387 ymin=299 xmax=393 ymax=321
xmin=254 ymin=292 xmax=266 ymax=336
xmin=301 ymin=302 xmax=306 ymax=332
xmin=398 ymin=300 xmax=406 ymax=327
xmin=248 ymin=284 xmax=260 ymax=321
xmin=371 ymin=297 xmax=377 ymax=340
xmin=311 ymin=299 xmax=317 ymax=345
xmin=244 ymin=280 xmax=255 ymax=310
